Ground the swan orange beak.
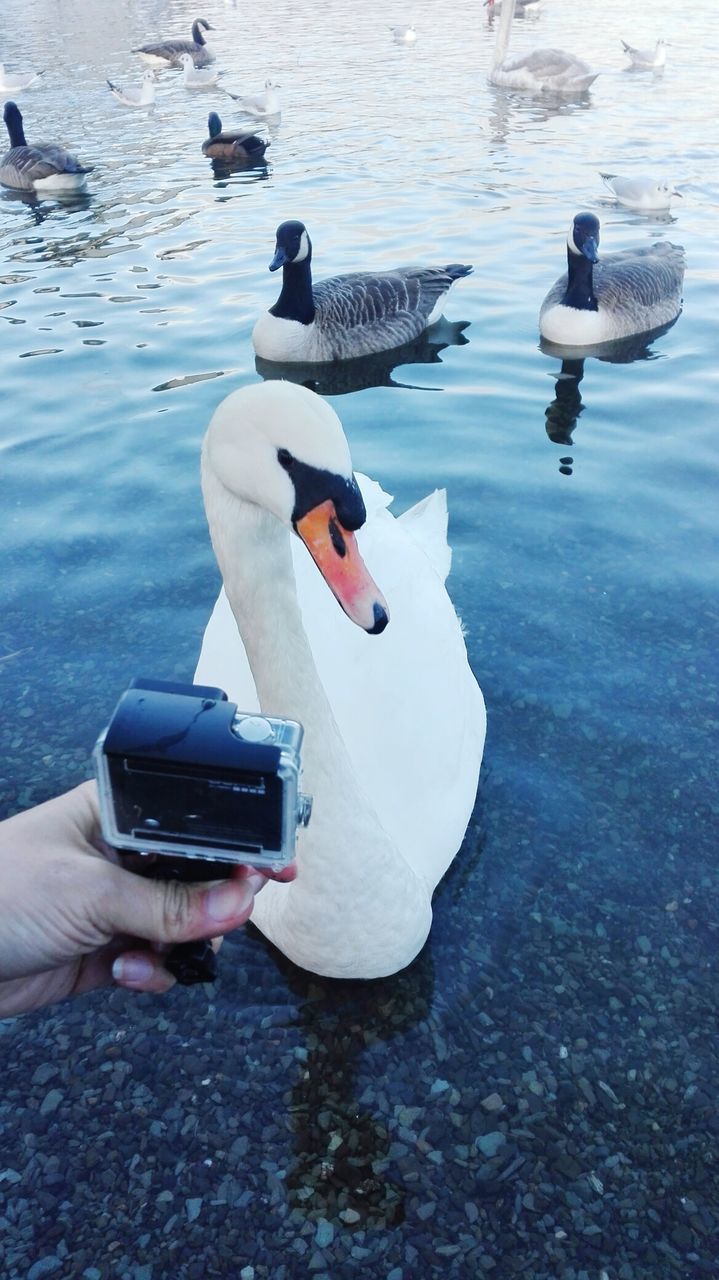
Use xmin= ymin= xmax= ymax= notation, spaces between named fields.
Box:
xmin=295 ymin=500 xmax=389 ymax=634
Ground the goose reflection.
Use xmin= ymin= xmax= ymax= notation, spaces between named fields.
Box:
xmin=540 ymin=320 xmax=678 ymax=473
xmin=1 ymin=185 xmax=92 ymax=225
xmin=255 ymin=316 xmax=470 ymax=396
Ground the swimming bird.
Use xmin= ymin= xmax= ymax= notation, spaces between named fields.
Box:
xmin=252 ymin=219 xmax=473 ymax=363
xmin=133 ymin=17 xmax=215 ymax=67
xmin=194 ymin=380 xmax=486 ymax=978
xmin=0 ymin=100 xmax=93 ymax=194
xmin=485 ymin=0 xmax=542 ymax=15
xmin=226 ymin=80 xmax=281 ymax=118
xmin=106 ymin=70 xmax=156 ymax=108
xmin=621 ymin=38 xmax=667 ymax=70
xmin=202 ymin=112 xmax=268 ymax=161
xmin=539 ymin=211 xmax=685 ymax=345
xmin=390 ymin=25 xmax=417 ymax=43
xmin=0 ymin=63 xmax=43 ymax=93
xmin=600 ymin=172 xmax=681 ymax=212
xmin=178 ymin=52 xmax=219 ymax=88
xmin=489 ymin=0 xmax=599 ymax=92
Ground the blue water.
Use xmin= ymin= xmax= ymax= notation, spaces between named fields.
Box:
xmin=1 ymin=0 xmax=718 ymax=1275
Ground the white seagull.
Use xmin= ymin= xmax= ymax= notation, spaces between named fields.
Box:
xmin=390 ymin=25 xmax=417 ymax=43
xmin=0 ymin=63 xmax=43 ymax=93
xmin=621 ymin=39 xmax=667 ymax=70
xmin=600 ymin=172 xmax=681 ymax=212
xmin=178 ymin=52 xmax=219 ymax=88
xmin=106 ymin=70 xmax=156 ymax=108
xmin=226 ymin=79 xmax=280 ymax=118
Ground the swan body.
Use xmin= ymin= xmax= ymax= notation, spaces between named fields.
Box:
xmin=0 ymin=101 xmax=92 ymax=194
xmin=539 ymin=212 xmax=685 ymax=345
xmin=622 ymin=38 xmax=666 ymax=69
xmin=107 ymin=70 xmax=156 ymax=108
xmin=133 ymin=18 xmax=215 ymax=67
xmin=0 ymin=63 xmax=43 ymax=93
xmin=179 ymin=52 xmax=219 ymax=88
xmin=490 ymin=0 xmax=598 ymax=92
xmin=195 ymin=381 xmax=486 ymax=977
xmin=252 ymin=220 xmax=473 ymax=364
xmin=226 ymin=80 xmax=281 ymax=118
xmin=390 ymin=25 xmax=417 ymax=43
xmin=202 ymin=112 xmax=268 ymax=161
xmin=600 ymin=172 xmax=681 ymax=212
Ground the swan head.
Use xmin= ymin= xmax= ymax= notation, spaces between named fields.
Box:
xmin=568 ymin=212 xmax=599 ymax=263
xmin=204 ymin=382 xmax=389 ymax=634
xmin=269 ymin=220 xmax=311 ymax=271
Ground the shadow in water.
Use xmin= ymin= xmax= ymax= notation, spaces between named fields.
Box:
xmin=539 ymin=320 xmax=679 ymax=473
xmin=208 ymin=157 xmax=271 ymax=186
xmin=255 ymin=317 xmax=471 ymax=396
xmin=0 ymin=186 xmax=93 ymax=225
xmin=247 ymin=930 xmax=435 ymax=1229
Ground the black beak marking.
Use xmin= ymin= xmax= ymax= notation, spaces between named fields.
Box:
xmin=329 ymin=517 xmax=347 ymax=558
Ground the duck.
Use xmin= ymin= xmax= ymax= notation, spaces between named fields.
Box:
xmin=600 ymin=172 xmax=681 ymax=212
xmin=621 ymin=38 xmax=667 ymax=70
xmin=194 ymin=380 xmax=486 ymax=978
xmin=106 ymin=70 xmax=156 ymax=108
xmin=178 ymin=52 xmax=220 ymax=88
xmin=390 ymin=25 xmax=417 ymax=43
xmin=133 ymin=17 xmax=215 ymax=68
xmin=226 ymin=80 xmax=281 ymax=118
xmin=489 ymin=0 xmax=598 ymax=92
xmin=252 ymin=219 xmax=473 ymax=364
xmin=0 ymin=63 xmax=43 ymax=93
xmin=539 ymin=211 xmax=685 ymax=345
xmin=0 ymin=101 xmax=93 ymax=194
xmin=202 ymin=112 xmax=268 ymax=161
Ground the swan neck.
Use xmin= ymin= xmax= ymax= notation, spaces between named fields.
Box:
xmin=492 ymin=0 xmax=516 ymax=68
xmin=269 ymin=258 xmax=316 ymax=325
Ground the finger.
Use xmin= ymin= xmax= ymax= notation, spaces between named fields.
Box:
xmin=96 ymin=862 xmax=259 ymax=947
xmin=111 ymin=950 xmax=177 ymax=994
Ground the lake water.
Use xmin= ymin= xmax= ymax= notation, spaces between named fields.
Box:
xmin=1 ymin=0 xmax=718 ymax=1275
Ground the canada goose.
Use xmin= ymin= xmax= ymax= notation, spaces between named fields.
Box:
xmin=0 ymin=101 xmax=92 ymax=194
xmin=539 ymin=212 xmax=685 ymax=345
xmin=600 ymin=172 xmax=681 ymax=212
xmin=252 ymin=220 xmax=473 ymax=364
xmin=194 ymin=380 xmax=486 ymax=977
xmin=133 ymin=17 xmax=215 ymax=68
xmin=202 ymin=112 xmax=268 ymax=161
xmin=621 ymin=38 xmax=667 ymax=70
xmin=489 ymin=0 xmax=598 ymax=92
xmin=106 ymin=70 xmax=156 ymax=108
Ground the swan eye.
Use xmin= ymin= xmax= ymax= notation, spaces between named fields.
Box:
xmin=277 ymin=448 xmax=294 ymax=470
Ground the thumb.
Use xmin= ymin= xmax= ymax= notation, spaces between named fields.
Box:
xmin=98 ymin=863 xmax=258 ymax=946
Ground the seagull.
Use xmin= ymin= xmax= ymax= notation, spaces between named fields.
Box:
xmin=390 ymin=25 xmax=417 ymax=43
xmin=600 ymin=172 xmax=681 ymax=212
xmin=621 ymin=38 xmax=667 ymax=69
xmin=106 ymin=70 xmax=156 ymax=108
xmin=0 ymin=63 xmax=43 ymax=93
xmin=225 ymin=80 xmax=280 ymax=117
xmin=178 ymin=52 xmax=220 ymax=88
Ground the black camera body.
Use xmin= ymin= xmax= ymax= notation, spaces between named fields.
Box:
xmin=94 ymin=679 xmax=311 ymax=874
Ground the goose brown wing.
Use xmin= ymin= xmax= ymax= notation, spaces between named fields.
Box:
xmin=314 ymin=266 xmax=470 ymax=343
xmin=594 ymin=243 xmax=685 ymax=323
xmin=0 ymin=143 xmax=87 ymax=188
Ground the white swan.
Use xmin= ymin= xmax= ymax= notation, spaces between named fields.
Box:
xmin=107 ymin=70 xmax=156 ymax=108
xmin=600 ymin=172 xmax=681 ymax=212
xmin=252 ymin=219 xmax=472 ymax=363
xmin=621 ymin=39 xmax=667 ymax=70
xmin=489 ymin=0 xmax=599 ymax=93
xmin=539 ymin=212 xmax=685 ymax=345
xmin=178 ymin=52 xmax=219 ymax=89
xmin=0 ymin=63 xmax=43 ymax=93
xmin=225 ymin=80 xmax=281 ymax=118
xmin=0 ymin=101 xmax=93 ymax=194
xmin=194 ymin=381 xmax=486 ymax=978
xmin=133 ymin=17 xmax=215 ymax=67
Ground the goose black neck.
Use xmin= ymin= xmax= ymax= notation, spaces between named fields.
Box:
xmin=563 ymin=248 xmax=598 ymax=312
xmin=192 ymin=20 xmax=206 ymax=45
xmin=4 ymin=106 xmax=27 ymax=148
xmin=269 ymin=259 xmax=316 ymax=325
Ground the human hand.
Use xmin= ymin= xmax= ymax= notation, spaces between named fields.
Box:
xmin=0 ymin=781 xmax=290 ymax=1018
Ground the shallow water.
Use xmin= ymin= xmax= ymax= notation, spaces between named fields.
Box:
xmin=1 ymin=0 xmax=718 ymax=1275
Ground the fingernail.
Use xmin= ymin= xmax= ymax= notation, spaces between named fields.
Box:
xmin=206 ymin=880 xmax=254 ymax=923
xmin=113 ymin=955 xmax=154 ymax=984
xmin=245 ymin=871 xmax=266 ymax=894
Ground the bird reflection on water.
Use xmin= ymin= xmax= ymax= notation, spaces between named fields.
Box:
xmin=540 ymin=320 xmax=679 ymax=474
xmin=256 ymin=317 xmax=471 ymax=396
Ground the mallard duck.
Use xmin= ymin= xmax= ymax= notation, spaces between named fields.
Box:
xmin=252 ymin=219 xmax=472 ymax=363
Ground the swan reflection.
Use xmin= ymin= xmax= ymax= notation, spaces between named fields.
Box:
xmin=255 ymin=317 xmax=470 ymax=396
xmin=540 ymin=320 xmax=678 ymax=473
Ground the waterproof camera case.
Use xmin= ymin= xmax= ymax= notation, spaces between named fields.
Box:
xmin=93 ymin=679 xmax=312 ymax=985
xmin=94 ymin=678 xmax=311 ymax=872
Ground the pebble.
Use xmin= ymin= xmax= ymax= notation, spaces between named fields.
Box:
xmin=476 ymin=1132 xmax=506 ymax=1159
xmin=39 ymin=1089 xmax=64 ymax=1116
xmin=314 ymin=1219 xmax=334 ymax=1248
xmin=185 ymin=1198 xmax=202 ymax=1223
xmin=28 ymin=1260 xmax=62 ymax=1280
xmin=480 ymin=1093 xmax=504 ymax=1113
